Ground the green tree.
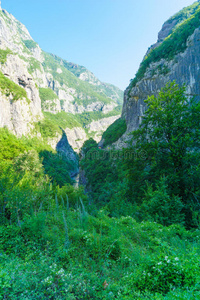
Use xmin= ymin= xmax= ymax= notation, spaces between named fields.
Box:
xmin=129 ymin=82 xmax=200 ymax=226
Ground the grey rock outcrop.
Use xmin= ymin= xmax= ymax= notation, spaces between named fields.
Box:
xmin=64 ymin=127 xmax=88 ymax=152
xmin=86 ymin=115 xmax=120 ymax=142
xmin=0 ymin=5 xmax=122 ymax=150
xmin=0 ymin=54 xmax=42 ymax=135
xmin=122 ymin=6 xmax=200 ymax=134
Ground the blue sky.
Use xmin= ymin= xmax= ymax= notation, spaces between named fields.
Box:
xmin=2 ymin=0 xmax=196 ymax=90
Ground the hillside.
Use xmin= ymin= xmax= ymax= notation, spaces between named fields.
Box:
xmin=121 ymin=0 xmax=200 ymax=135
xmin=0 ymin=5 xmax=123 ymax=151
xmin=1 ymin=2 xmax=200 ymax=299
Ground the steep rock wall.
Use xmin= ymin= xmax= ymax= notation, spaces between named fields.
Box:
xmin=122 ymin=27 xmax=200 ymax=133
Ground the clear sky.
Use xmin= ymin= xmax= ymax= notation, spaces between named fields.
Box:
xmin=2 ymin=0 xmax=196 ymax=90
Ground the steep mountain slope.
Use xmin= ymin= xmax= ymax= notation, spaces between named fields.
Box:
xmin=0 ymin=5 xmax=123 ymax=150
xmin=122 ymin=1 xmax=200 ymax=135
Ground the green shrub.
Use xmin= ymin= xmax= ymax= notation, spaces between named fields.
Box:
xmin=102 ymin=117 xmax=127 ymax=147
xmin=39 ymin=87 xmax=58 ymax=102
xmin=141 ymin=178 xmax=184 ymax=226
xmin=134 ymin=255 xmax=194 ymax=294
xmin=35 ymin=111 xmax=82 ymax=138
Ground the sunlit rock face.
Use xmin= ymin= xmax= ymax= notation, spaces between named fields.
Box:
xmin=122 ymin=5 xmax=200 ymax=134
xmin=0 ymin=6 xmax=123 ymax=145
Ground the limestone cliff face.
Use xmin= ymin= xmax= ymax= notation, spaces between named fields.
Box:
xmin=0 ymin=8 xmax=42 ymax=136
xmin=122 ymin=2 xmax=200 ymax=134
xmin=0 ymin=6 xmax=123 ymax=148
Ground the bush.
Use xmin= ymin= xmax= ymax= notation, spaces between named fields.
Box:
xmin=141 ymin=178 xmax=184 ymax=226
xmin=134 ymin=255 xmax=195 ymax=294
xmin=102 ymin=118 xmax=127 ymax=147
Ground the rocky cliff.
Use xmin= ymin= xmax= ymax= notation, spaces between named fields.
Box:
xmin=122 ymin=1 xmax=200 ymax=134
xmin=0 ymin=6 xmax=123 ymax=150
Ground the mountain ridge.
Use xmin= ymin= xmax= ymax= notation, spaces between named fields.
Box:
xmin=0 ymin=5 xmax=123 ymax=150
xmin=120 ymin=0 xmax=200 ymax=138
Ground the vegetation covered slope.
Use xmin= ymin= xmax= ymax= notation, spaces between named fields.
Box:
xmin=42 ymin=52 xmax=121 ymax=108
xmin=129 ymin=1 xmax=200 ymax=89
xmin=49 ymin=53 xmax=123 ymax=105
xmin=0 ymin=7 xmax=123 ymax=144
xmin=101 ymin=117 xmax=127 ymax=147
xmin=1 ymin=83 xmax=200 ymax=299
xmin=81 ymin=83 xmax=200 ymax=227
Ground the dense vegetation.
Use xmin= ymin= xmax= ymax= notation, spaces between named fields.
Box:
xmin=81 ymin=82 xmax=200 ymax=226
xmin=35 ymin=107 xmax=122 ymax=140
xmin=23 ymin=39 xmax=38 ymax=50
xmin=169 ymin=1 xmax=200 ymax=25
xmin=129 ymin=3 xmax=200 ymax=89
xmin=39 ymin=88 xmax=59 ymax=102
xmin=102 ymin=117 xmax=127 ymax=147
xmin=35 ymin=111 xmax=81 ymax=138
xmin=1 ymin=82 xmax=200 ymax=298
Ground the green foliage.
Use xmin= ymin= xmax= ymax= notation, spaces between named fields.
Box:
xmin=80 ymin=139 xmax=132 ymax=216
xmin=129 ymin=82 xmax=200 ymax=227
xmin=0 ymin=48 xmax=12 ymax=64
xmin=81 ymin=82 xmax=200 ymax=228
xmin=1 ymin=78 xmax=200 ymax=298
xmin=129 ymin=4 xmax=200 ymax=88
xmin=0 ymin=71 xmax=28 ymax=101
xmin=134 ymin=255 xmax=193 ymax=294
xmin=1 ymin=209 xmax=200 ymax=299
xmin=39 ymin=87 xmax=58 ymax=102
xmin=141 ymin=177 xmax=184 ymax=226
xmin=0 ymin=128 xmax=75 ymax=203
xmin=35 ymin=111 xmax=82 ymax=138
xmin=102 ymin=117 xmax=127 ymax=147
xmin=168 ymin=1 xmax=200 ymax=25
xmin=39 ymin=150 xmax=73 ymax=186
xmin=23 ymin=39 xmax=38 ymax=50
xmin=0 ymin=128 xmax=28 ymax=163
xmin=0 ymin=123 xmax=200 ymax=298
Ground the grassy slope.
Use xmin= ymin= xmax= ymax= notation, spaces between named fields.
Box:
xmin=42 ymin=52 xmax=114 ymax=107
xmin=0 ymin=128 xmax=199 ymax=299
xmin=1 ymin=194 xmax=200 ymax=299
